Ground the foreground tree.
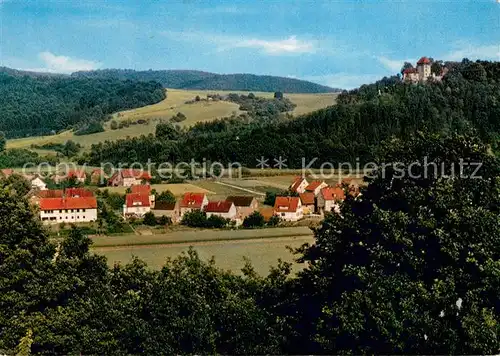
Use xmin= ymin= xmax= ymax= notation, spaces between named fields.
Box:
xmin=289 ymin=133 xmax=500 ymax=354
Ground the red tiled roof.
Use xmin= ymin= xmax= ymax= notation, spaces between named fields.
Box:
xmin=67 ymin=170 xmax=86 ymax=179
xmin=38 ymin=189 xmax=64 ymax=198
xmin=205 ymin=200 xmax=234 ymax=213
xmin=274 ymin=196 xmax=300 ymax=213
xmin=131 ymin=185 xmax=151 ymax=195
xmin=125 ymin=193 xmax=151 ymax=208
xmin=299 ymin=192 xmax=315 ymax=205
xmin=321 ymin=187 xmax=345 ymax=201
xmin=289 ymin=176 xmax=307 ymax=192
xmin=403 ymin=68 xmax=417 ymax=74
xmin=1 ymin=168 xmax=14 ymax=177
xmin=417 ymin=56 xmax=431 ymax=65
xmin=39 ymin=197 xmax=97 ymax=210
xmin=180 ymin=192 xmax=206 ymax=209
xmin=121 ymin=169 xmax=152 ymax=180
xmin=259 ymin=207 xmax=275 ymax=222
xmin=305 ymin=181 xmax=325 ymax=192
xmin=65 ymin=188 xmax=94 ymax=198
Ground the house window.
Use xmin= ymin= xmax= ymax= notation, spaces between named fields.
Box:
xmin=82 ymin=209 xmax=86 ymax=212
xmin=59 ymin=210 xmax=62 ymax=213
xmin=281 ymin=213 xmax=285 ymax=217
xmin=65 ymin=209 xmax=68 ymax=213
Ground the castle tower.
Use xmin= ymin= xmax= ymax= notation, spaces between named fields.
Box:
xmin=416 ymin=56 xmax=432 ymax=81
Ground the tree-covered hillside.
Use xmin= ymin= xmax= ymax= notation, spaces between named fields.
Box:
xmin=0 ymin=71 xmax=166 ymax=138
xmin=71 ymin=69 xmax=339 ymax=93
xmin=85 ymin=59 xmax=500 ymax=167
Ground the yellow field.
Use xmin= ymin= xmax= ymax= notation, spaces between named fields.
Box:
xmin=7 ymin=89 xmax=337 ymax=150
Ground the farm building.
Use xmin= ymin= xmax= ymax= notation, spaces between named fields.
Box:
xmin=179 ymin=192 xmax=208 ymax=218
xmin=109 ymin=169 xmax=152 ymax=187
xmin=317 ymin=187 xmax=345 ymax=214
xmin=289 ymin=176 xmax=309 ymax=194
xmin=304 ymin=180 xmax=328 ymax=196
xmin=39 ymin=196 xmax=97 ymax=224
xmin=299 ymin=192 xmax=315 ymax=214
xmin=204 ymin=201 xmax=237 ymax=221
xmin=123 ymin=193 xmax=151 ymax=218
xmin=274 ymin=196 xmax=303 ymax=222
xmin=226 ymin=196 xmax=259 ymax=220
xmin=152 ymin=201 xmax=180 ymax=223
xmin=25 ymin=175 xmax=47 ymax=191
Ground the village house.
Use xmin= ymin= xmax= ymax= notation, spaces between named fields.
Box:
xmin=123 ymin=193 xmax=151 ymax=218
xmin=204 ymin=201 xmax=237 ymax=221
xmin=39 ymin=196 xmax=97 ymax=224
xmin=299 ymin=192 xmax=315 ymax=214
xmin=179 ymin=192 xmax=208 ymax=219
xmin=0 ymin=168 xmax=14 ymax=178
xmin=274 ymin=196 xmax=303 ymax=222
xmin=289 ymin=176 xmax=309 ymax=194
xmin=90 ymin=169 xmax=105 ymax=185
xmin=65 ymin=187 xmax=94 ymax=198
xmin=226 ymin=196 xmax=259 ymax=220
xmin=54 ymin=170 xmax=86 ymax=184
xmin=304 ymin=180 xmax=328 ymax=196
xmin=28 ymin=175 xmax=47 ymax=191
xmin=317 ymin=187 xmax=345 ymax=215
xmin=131 ymin=185 xmax=155 ymax=207
xmin=152 ymin=201 xmax=180 ymax=223
xmin=109 ymin=169 xmax=152 ymax=187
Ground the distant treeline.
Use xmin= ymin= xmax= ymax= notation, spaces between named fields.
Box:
xmin=71 ymin=69 xmax=340 ymax=93
xmin=82 ymin=60 xmax=500 ymax=168
xmin=0 ymin=71 xmax=165 ymax=138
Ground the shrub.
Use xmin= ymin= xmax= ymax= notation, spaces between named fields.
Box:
xmin=143 ymin=212 xmax=157 ymax=226
xmin=243 ymin=211 xmax=265 ymax=229
xmin=181 ymin=210 xmax=207 ymax=228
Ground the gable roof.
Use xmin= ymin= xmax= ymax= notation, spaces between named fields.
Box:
xmin=125 ymin=193 xmax=151 ymax=208
xmin=321 ymin=187 xmax=345 ymax=201
xmin=274 ymin=196 xmax=300 ymax=213
xmin=39 ymin=197 xmax=97 ymax=210
xmin=226 ymin=195 xmax=255 ymax=207
xmin=299 ymin=192 xmax=315 ymax=205
xmin=180 ymin=192 xmax=206 ymax=209
xmin=65 ymin=188 xmax=94 ymax=198
xmin=403 ymin=67 xmax=417 ymax=74
xmin=289 ymin=176 xmax=307 ymax=192
xmin=305 ymin=180 xmax=325 ymax=192
xmin=417 ymin=56 xmax=431 ymax=65
xmin=121 ymin=169 xmax=152 ymax=180
xmin=37 ymin=189 xmax=64 ymax=198
xmin=153 ymin=201 xmax=177 ymax=211
xmin=131 ymin=185 xmax=151 ymax=195
xmin=205 ymin=200 xmax=234 ymax=213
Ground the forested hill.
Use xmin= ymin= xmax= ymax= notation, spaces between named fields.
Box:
xmin=0 ymin=71 xmax=165 ymax=138
xmin=71 ymin=69 xmax=339 ymax=93
xmin=86 ymin=59 xmax=500 ymax=167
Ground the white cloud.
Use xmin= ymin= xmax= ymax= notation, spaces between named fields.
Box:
xmin=33 ymin=52 xmax=101 ymax=73
xmin=304 ymin=73 xmax=382 ymax=90
xmin=442 ymin=44 xmax=500 ymax=61
xmin=376 ymin=56 xmax=413 ymax=73
xmin=161 ymin=31 xmax=316 ymax=55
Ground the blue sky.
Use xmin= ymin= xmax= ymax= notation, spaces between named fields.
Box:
xmin=0 ymin=0 xmax=498 ymax=89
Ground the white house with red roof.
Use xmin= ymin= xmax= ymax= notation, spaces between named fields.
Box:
xmin=39 ymin=196 xmax=97 ymax=224
xmin=289 ymin=176 xmax=309 ymax=194
xmin=299 ymin=192 xmax=315 ymax=214
xmin=317 ymin=187 xmax=345 ymax=215
xmin=109 ymin=169 xmax=152 ymax=187
xmin=403 ymin=56 xmax=446 ymax=83
xmin=305 ymin=180 xmax=328 ymax=196
xmin=274 ymin=196 xmax=303 ymax=222
xmin=179 ymin=192 xmax=208 ymax=218
xmin=204 ymin=200 xmax=237 ymax=221
xmin=123 ymin=192 xmax=151 ymax=218
xmin=131 ymin=185 xmax=155 ymax=207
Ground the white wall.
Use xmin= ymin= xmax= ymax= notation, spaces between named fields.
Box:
xmin=40 ymin=208 xmax=97 ymax=224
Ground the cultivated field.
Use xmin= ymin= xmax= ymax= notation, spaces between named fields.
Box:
xmin=7 ymin=89 xmax=337 ymax=151
xmin=92 ymin=227 xmax=314 ymax=275
xmin=100 ymin=183 xmax=213 ymax=196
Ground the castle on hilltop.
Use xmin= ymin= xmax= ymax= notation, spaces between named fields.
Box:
xmin=402 ymin=56 xmax=448 ymax=83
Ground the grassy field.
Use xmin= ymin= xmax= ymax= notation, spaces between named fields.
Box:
xmin=92 ymin=226 xmax=314 ymax=275
xmin=7 ymin=89 xmax=337 ymax=151
xmin=100 ymin=183 xmax=213 ymax=196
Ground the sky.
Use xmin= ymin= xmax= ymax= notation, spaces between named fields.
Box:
xmin=0 ymin=0 xmax=498 ymax=89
